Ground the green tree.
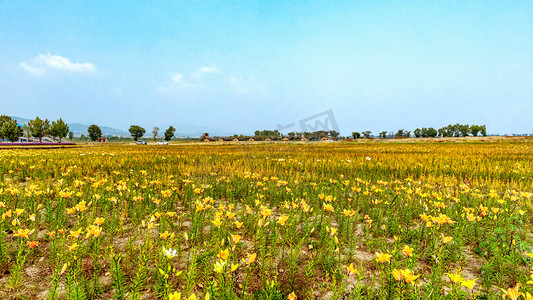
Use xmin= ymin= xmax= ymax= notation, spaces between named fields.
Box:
xmin=362 ymin=131 xmax=372 ymax=138
xmin=152 ymin=127 xmax=159 ymax=141
xmin=22 ymin=124 xmax=31 ymax=141
xmin=49 ymin=118 xmax=70 ymax=142
xmin=328 ymin=130 xmax=339 ymax=138
xmin=395 ymin=129 xmax=405 ymax=137
xmin=421 ymin=127 xmax=429 ymax=137
xmin=459 ymin=124 xmax=470 ymax=137
xmin=0 ymin=115 xmax=14 ymax=141
xmin=28 ymin=116 xmax=50 ymax=143
xmin=426 ymin=127 xmax=438 ymax=137
xmin=129 ymin=125 xmax=146 ymax=141
xmin=438 ymin=125 xmax=454 ymax=137
xmin=470 ymin=125 xmax=486 ymax=137
xmin=452 ymin=124 xmax=461 ymax=137
xmin=351 ymin=132 xmax=361 ymax=139
xmin=1 ymin=118 xmax=22 ymax=142
xmin=87 ymin=124 xmax=102 ymax=142
xmin=379 ymin=131 xmax=387 ymax=138
xmin=164 ymin=126 xmax=176 ymax=141
xmin=68 ymin=132 xmax=74 ymax=140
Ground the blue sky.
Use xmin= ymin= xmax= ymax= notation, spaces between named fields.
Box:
xmin=1 ymin=1 xmax=532 ymax=135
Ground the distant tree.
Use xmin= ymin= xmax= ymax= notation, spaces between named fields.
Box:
xmin=413 ymin=128 xmax=422 ymax=138
xmin=80 ymin=134 xmax=87 ymax=141
xmin=395 ymin=129 xmax=405 ymax=138
xmin=352 ymin=132 xmax=361 ymax=139
xmin=254 ymin=129 xmax=284 ymax=139
xmin=28 ymin=116 xmax=50 ymax=143
xmin=87 ymin=124 xmax=102 ymax=142
xmin=440 ymin=126 xmax=451 ymax=137
xmin=452 ymin=124 xmax=462 ymax=137
xmin=0 ymin=115 xmax=14 ymax=141
xmin=470 ymin=125 xmax=480 ymax=137
xmin=329 ymin=130 xmax=339 ymax=138
xmin=288 ymin=132 xmax=296 ymax=138
xmin=435 ymin=123 xmax=485 ymax=137
xmin=129 ymin=125 xmax=146 ymax=141
xmin=480 ymin=125 xmax=487 ymax=136
xmin=1 ymin=118 xmax=22 ymax=142
xmin=426 ymin=127 xmax=438 ymax=137
xmin=152 ymin=127 xmax=159 ymax=141
xmin=458 ymin=124 xmax=470 ymax=137
xmin=49 ymin=118 xmax=70 ymax=142
xmin=164 ymin=126 xmax=176 ymax=141
xmin=362 ymin=131 xmax=372 ymax=138
xmin=470 ymin=125 xmax=487 ymax=137
xmin=68 ymin=132 xmax=74 ymax=140
xmin=22 ymin=124 xmax=32 ymax=141
xmin=439 ymin=125 xmax=454 ymax=137
xmin=379 ymin=131 xmax=387 ymax=138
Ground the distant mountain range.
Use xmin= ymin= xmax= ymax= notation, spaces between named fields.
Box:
xmin=11 ymin=116 xmax=232 ymax=138
xmin=12 ymin=116 xmax=130 ymax=137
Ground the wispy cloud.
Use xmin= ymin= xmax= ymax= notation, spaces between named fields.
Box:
xmin=20 ymin=53 xmax=96 ymax=75
xmin=20 ymin=62 xmax=46 ymax=76
xmin=160 ymin=67 xmax=218 ymax=92
xmin=156 ymin=66 xmax=266 ymax=97
xmin=156 ymin=72 xmax=195 ymax=95
xmin=172 ymin=73 xmax=185 ymax=83
xmin=192 ymin=66 xmax=218 ymax=78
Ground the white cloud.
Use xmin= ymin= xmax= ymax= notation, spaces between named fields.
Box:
xmin=197 ymin=66 xmax=218 ymax=73
xmin=172 ymin=73 xmax=184 ymax=83
xmin=156 ymin=73 xmax=195 ymax=95
xmin=20 ymin=62 xmax=45 ymax=76
xmin=192 ymin=66 xmax=218 ymax=78
xmin=20 ymin=53 xmax=96 ymax=75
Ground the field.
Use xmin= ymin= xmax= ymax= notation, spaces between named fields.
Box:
xmin=0 ymin=141 xmax=532 ymax=299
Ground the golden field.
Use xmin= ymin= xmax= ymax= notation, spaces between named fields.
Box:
xmin=0 ymin=141 xmax=532 ymax=299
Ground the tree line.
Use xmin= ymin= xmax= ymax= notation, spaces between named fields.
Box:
xmin=253 ymin=129 xmax=340 ymax=140
xmin=0 ymin=115 xmax=70 ymax=143
xmin=0 ymin=116 xmax=490 ymax=144
xmin=352 ymin=124 xmax=487 ymax=139
xmin=85 ymin=124 xmax=177 ymax=142
xmin=0 ymin=116 xmax=178 ymax=143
